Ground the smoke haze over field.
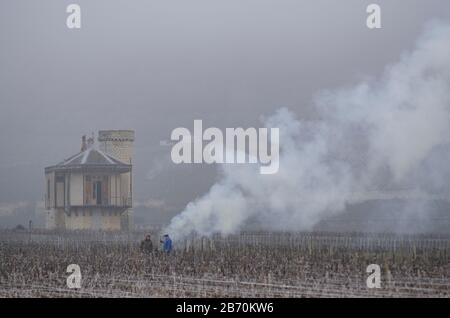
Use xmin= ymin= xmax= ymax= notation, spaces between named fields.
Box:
xmin=165 ymin=22 xmax=450 ymax=240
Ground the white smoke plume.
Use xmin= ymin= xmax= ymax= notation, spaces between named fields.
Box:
xmin=165 ymin=22 xmax=450 ymax=240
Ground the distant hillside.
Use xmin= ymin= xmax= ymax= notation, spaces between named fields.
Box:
xmin=314 ymin=199 xmax=450 ymax=234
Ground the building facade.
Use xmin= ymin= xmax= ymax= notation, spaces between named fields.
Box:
xmin=98 ymin=130 xmax=135 ymax=230
xmin=44 ymin=131 xmax=135 ymax=231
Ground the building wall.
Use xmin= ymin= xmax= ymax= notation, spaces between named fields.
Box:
xmin=65 ymin=209 xmax=92 ymax=230
xmin=45 ymin=172 xmax=55 ymax=209
xmin=46 ymin=209 xmax=56 ymax=229
xmin=47 ymin=209 xmax=124 ymax=231
xmin=101 ymin=210 xmax=121 ymax=230
xmin=98 ymin=130 xmax=134 ymax=231
xmin=55 ymin=179 xmax=65 ymax=207
xmin=110 ymin=174 xmax=117 ymax=205
xmin=98 ymin=130 xmax=135 ymax=164
xmin=56 ymin=209 xmax=66 ymax=228
xmin=109 ymin=173 xmax=127 ymax=206
xmin=120 ymin=173 xmax=130 ymax=202
xmin=46 ymin=208 xmax=65 ymax=229
xmin=46 ymin=172 xmax=129 ymax=209
xmin=70 ymin=173 xmax=83 ymax=206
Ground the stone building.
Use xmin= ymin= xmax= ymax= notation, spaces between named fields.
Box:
xmin=44 ymin=130 xmax=135 ymax=231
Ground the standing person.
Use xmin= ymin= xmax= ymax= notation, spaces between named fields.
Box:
xmin=160 ymin=234 xmax=172 ymax=253
xmin=140 ymin=234 xmax=154 ymax=254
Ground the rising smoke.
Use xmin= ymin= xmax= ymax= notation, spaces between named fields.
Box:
xmin=165 ymin=22 xmax=450 ymax=240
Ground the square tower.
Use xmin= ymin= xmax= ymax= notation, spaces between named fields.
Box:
xmin=98 ymin=130 xmax=135 ymax=230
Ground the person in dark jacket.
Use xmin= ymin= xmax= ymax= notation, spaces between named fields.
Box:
xmin=140 ymin=234 xmax=154 ymax=253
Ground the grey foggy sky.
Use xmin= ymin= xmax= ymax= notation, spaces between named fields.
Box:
xmin=1 ymin=0 xmax=450 ymax=211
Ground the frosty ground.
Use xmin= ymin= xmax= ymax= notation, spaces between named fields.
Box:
xmin=0 ymin=230 xmax=448 ymax=297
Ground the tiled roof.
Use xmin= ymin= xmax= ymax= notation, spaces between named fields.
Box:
xmin=45 ymin=147 xmax=131 ymax=173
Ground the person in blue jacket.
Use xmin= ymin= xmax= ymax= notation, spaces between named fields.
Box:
xmin=160 ymin=234 xmax=172 ymax=253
